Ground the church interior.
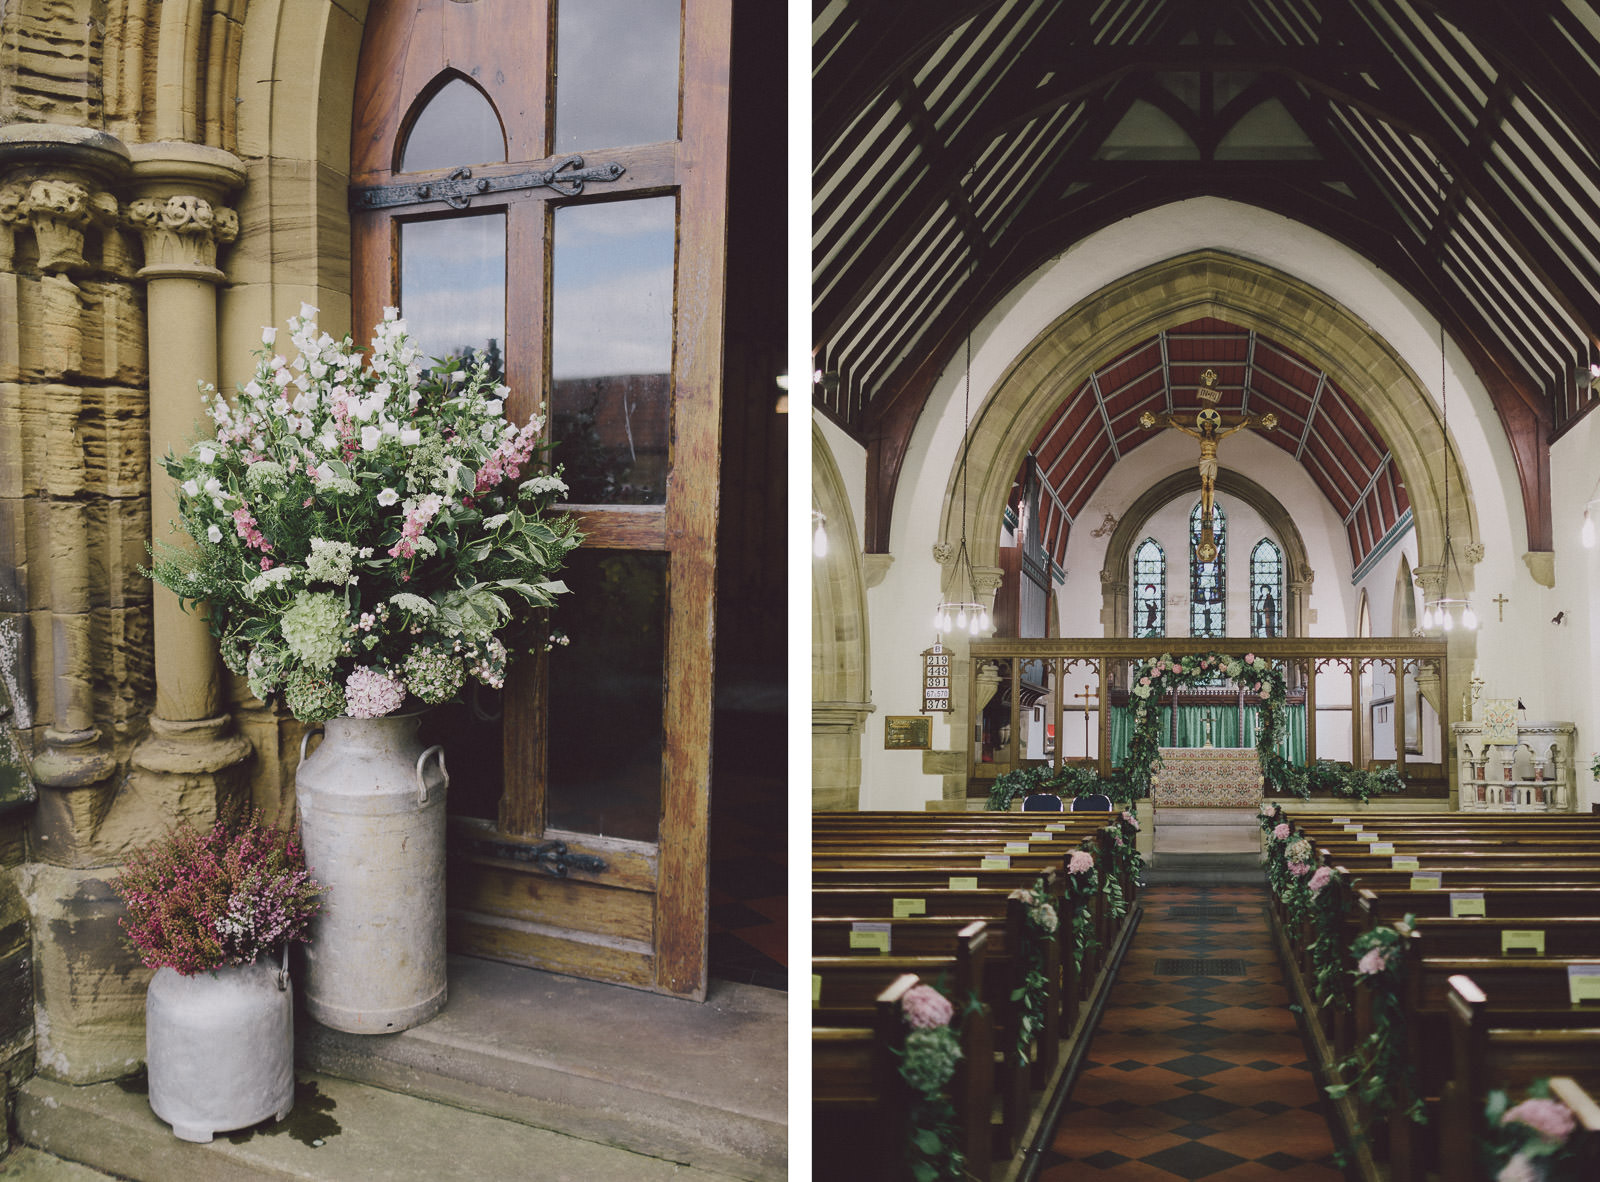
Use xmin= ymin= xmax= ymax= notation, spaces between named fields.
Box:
xmin=812 ymin=2 xmax=1600 ymax=1179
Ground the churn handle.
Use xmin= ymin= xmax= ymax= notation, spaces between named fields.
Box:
xmin=299 ymin=725 xmax=324 ymax=766
xmin=416 ymin=745 xmax=449 ymax=806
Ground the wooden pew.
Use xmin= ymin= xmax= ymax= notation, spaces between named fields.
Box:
xmin=1440 ymin=974 xmax=1600 ymax=1182
xmin=813 ymin=971 xmax=994 ymax=1182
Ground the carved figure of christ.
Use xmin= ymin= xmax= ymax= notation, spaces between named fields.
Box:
xmin=1139 ymin=377 xmax=1277 ymax=561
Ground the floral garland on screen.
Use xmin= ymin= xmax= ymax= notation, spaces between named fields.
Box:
xmin=1124 ymin=651 xmax=1291 ymax=797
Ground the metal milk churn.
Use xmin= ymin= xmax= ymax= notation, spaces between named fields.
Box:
xmin=295 ymin=713 xmax=449 ymax=1032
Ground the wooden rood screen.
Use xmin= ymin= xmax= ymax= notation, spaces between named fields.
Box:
xmin=968 ymin=638 xmax=1449 ymax=795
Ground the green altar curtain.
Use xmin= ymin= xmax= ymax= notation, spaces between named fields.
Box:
xmin=1110 ymin=704 xmax=1305 ymax=767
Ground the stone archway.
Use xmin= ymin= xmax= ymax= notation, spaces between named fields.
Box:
xmin=812 ymin=425 xmax=874 ymax=809
xmin=1100 ymin=469 xmax=1315 ymax=638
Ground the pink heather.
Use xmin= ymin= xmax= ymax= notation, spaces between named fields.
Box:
xmin=901 ymin=983 xmax=953 ymax=1030
xmin=1309 ymin=867 xmax=1334 ymax=893
xmin=1356 ymin=946 xmax=1389 ymax=976
xmin=1272 ymin=823 xmax=1291 ymax=840
xmin=1501 ymin=1098 xmax=1576 ymax=1143
xmin=1068 ymin=850 xmax=1096 ymax=875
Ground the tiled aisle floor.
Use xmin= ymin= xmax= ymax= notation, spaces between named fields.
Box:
xmin=1038 ymin=883 xmax=1344 ymax=1181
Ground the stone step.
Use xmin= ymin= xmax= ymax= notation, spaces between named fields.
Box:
xmin=1144 ymin=852 xmax=1264 ymax=884
xmin=17 ymin=1071 xmax=753 ymax=1182
xmin=296 ymin=955 xmax=786 ymax=1182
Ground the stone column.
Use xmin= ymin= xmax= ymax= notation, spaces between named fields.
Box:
xmin=125 ymin=143 xmax=252 ymax=795
xmin=811 ymin=701 xmax=875 ymax=810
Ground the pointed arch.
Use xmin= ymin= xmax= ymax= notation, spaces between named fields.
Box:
xmin=396 ymin=71 xmax=507 ymax=172
xmin=1189 ymin=501 xmax=1226 ymax=638
xmin=1251 ymin=538 xmax=1285 ymax=638
xmin=1131 ymin=539 xmax=1166 ymax=638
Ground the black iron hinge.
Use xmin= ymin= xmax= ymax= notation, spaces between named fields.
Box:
xmin=470 ymin=837 xmax=608 ymax=878
xmin=351 ymin=156 xmax=626 ymax=212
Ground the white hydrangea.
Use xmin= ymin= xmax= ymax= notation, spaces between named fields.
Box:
xmin=305 ymin=537 xmax=358 ymax=585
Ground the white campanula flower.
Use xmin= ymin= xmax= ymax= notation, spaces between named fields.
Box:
xmin=377 ymin=488 xmax=399 ymax=507
xmin=182 ymin=479 xmax=200 ymax=497
xmin=400 ymin=428 xmax=421 ymax=446
xmin=383 ymin=306 xmax=399 ymax=321
xmin=292 ymin=391 xmax=317 ymax=415
xmin=479 ymin=421 xmax=498 ymax=441
xmin=484 ymin=399 xmax=504 ymax=416
xmin=261 ymin=326 xmax=277 ymax=346
xmin=207 ymin=524 xmax=223 ymax=543
xmin=319 ymin=433 xmax=339 ymax=453
xmin=198 ymin=445 xmax=216 ymax=466
xmin=361 ymin=425 xmax=382 ymax=451
xmin=299 ymin=301 xmax=318 ymax=320
xmin=381 ymin=417 xmax=399 ymax=437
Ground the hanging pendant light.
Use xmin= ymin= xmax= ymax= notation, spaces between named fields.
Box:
xmin=934 ymin=259 xmax=989 ymax=639
xmin=1421 ymin=318 xmax=1479 ymax=633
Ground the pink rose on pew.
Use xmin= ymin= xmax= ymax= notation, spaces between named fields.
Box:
xmin=1272 ymin=823 xmax=1290 ymax=840
xmin=900 ymin=983 xmax=953 ymax=1030
xmin=1308 ymin=866 xmax=1333 ymax=893
xmin=1356 ymin=946 xmax=1390 ymax=976
xmin=1139 ymin=676 xmax=1151 ymax=686
xmin=1260 ymin=802 xmax=1277 ymax=816
xmin=1121 ymin=811 xmax=1139 ymax=830
xmin=1068 ymin=850 xmax=1095 ymax=875
xmin=1501 ymin=1097 xmax=1576 ymax=1144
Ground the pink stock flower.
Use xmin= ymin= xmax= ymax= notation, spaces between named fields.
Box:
xmin=1068 ymin=850 xmax=1095 ymax=875
xmin=1501 ymin=1098 xmax=1576 ymax=1144
xmin=1356 ymin=946 xmax=1389 ymax=976
xmin=1309 ymin=867 xmax=1334 ymax=893
xmin=1272 ymin=823 xmax=1291 ymax=840
xmin=260 ymin=557 xmax=274 ymax=570
xmin=901 ymin=983 xmax=953 ymax=1030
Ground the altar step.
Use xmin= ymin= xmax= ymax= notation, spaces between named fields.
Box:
xmin=1145 ymin=853 xmax=1263 ymax=884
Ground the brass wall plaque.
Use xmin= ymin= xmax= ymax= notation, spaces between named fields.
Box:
xmin=885 ymin=716 xmax=932 ymax=750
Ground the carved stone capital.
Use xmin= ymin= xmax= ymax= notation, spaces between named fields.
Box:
xmin=971 ymin=566 xmax=1004 ymax=595
xmin=24 ymin=178 xmax=94 ymax=274
xmin=127 ymin=195 xmax=239 ymax=277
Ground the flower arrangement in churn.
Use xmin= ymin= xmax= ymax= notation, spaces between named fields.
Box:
xmin=146 ymin=305 xmax=582 ymax=723
xmin=113 ymin=810 xmax=322 ymax=975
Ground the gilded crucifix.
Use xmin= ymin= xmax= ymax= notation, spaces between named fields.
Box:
xmin=1140 ymin=369 xmax=1277 ymax=561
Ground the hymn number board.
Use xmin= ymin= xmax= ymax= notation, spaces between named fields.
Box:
xmin=923 ymin=644 xmax=952 ymax=713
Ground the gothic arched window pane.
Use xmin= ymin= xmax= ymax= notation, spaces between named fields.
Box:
xmin=400 ymin=77 xmax=507 ymax=173
xmin=1132 ymin=539 xmax=1165 ymax=637
xmin=1251 ymin=538 xmax=1284 ymax=637
xmin=1189 ymin=502 xmax=1226 ymax=638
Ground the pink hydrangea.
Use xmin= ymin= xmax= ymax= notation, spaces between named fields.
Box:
xmin=1260 ymin=802 xmax=1277 ymax=816
xmin=1140 ymin=676 xmax=1151 ymax=686
xmin=1356 ymin=946 xmax=1390 ymax=976
xmin=1121 ymin=811 xmax=1139 ymax=830
xmin=1272 ymin=823 xmax=1291 ymax=840
xmin=1501 ymin=1098 xmax=1575 ymax=1144
xmin=901 ymin=983 xmax=953 ymax=1030
xmin=1495 ymin=1155 xmax=1539 ymax=1182
xmin=1288 ymin=860 xmax=1311 ymax=877
xmin=344 ymin=666 xmax=406 ymax=718
xmin=1068 ymin=850 xmax=1095 ymax=875
xmin=1309 ymin=866 xmax=1334 ymax=893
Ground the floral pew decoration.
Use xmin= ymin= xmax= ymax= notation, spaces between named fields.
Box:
xmin=1008 ymin=881 xmax=1059 ymax=1067
xmin=1483 ymin=1083 xmax=1583 ymax=1182
xmin=898 ymin=983 xmax=967 ymax=1182
xmin=1324 ymin=919 xmax=1424 ymax=1125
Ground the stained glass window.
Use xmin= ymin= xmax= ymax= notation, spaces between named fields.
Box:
xmin=1189 ymin=501 xmax=1226 ymax=638
xmin=1132 ymin=539 xmax=1165 ymax=637
xmin=1251 ymin=538 xmax=1284 ymax=637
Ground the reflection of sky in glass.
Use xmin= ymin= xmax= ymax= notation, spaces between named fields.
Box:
xmin=401 ymin=79 xmax=506 ymax=172
xmin=552 ymin=198 xmax=674 ymax=379
xmin=400 ymin=214 xmax=506 ymax=364
xmin=555 ymin=0 xmax=679 ymax=152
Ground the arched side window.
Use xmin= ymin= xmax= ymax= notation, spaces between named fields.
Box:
xmin=1132 ymin=539 xmax=1165 ymax=637
xmin=1189 ymin=502 xmax=1226 ymax=637
xmin=1250 ymin=538 xmax=1284 ymax=637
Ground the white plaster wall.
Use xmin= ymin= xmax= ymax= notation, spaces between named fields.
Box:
xmin=1547 ymin=409 xmax=1600 ymax=810
xmin=814 ymin=412 xmax=867 ymax=541
xmin=857 ymin=197 xmax=1535 ymax=811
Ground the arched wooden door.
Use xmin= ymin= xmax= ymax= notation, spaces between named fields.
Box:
xmin=351 ymin=0 xmax=731 ymax=999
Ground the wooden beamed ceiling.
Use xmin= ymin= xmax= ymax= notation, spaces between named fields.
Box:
xmin=813 ymin=0 xmax=1600 ymax=555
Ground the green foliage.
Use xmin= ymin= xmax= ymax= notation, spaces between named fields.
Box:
xmin=1011 ymin=877 xmax=1058 ymax=1065
xmin=1324 ymin=919 xmax=1425 ymax=1125
xmin=1265 ymin=756 xmax=1408 ymax=803
xmin=986 ymin=764 xmax=1065 ymax=811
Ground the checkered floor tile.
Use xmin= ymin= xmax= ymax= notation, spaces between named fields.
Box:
xmin=1038 ymin=884 xmax=1345 ymax=1180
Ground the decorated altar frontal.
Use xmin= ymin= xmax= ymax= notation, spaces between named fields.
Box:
xmin=1152 ymin=747 xmax=1263 ymax=808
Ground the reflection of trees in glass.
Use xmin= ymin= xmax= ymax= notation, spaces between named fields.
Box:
xmin=550 ymin=375 xmax=667 ymax=505
xmin=1189 ymin=502 xmax=1225 ymax=638
xmin=440 ymin=338 xmax=503 ymax=384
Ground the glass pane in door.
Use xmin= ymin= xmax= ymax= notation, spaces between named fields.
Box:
xmin=546 ymin=549 xmax=667 ymax=842
xmin=550 ymin=198 xmax=674 ymax=504
xmin=553 ymin=0 xmax=680 ymax=152
xmin=399 ymin=213 xmax=507 ymax=373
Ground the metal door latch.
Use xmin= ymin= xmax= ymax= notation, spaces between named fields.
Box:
xmin=471 ymin=838 xmax=607 ymax=878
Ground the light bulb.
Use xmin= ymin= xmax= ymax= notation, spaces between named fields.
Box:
xmin=1584 ymin=509 xmax=1595 ymax=549
xmin=813 ymin=521 xmax=828 ymax=558
xmin=1421 ymin=606 xmax=1435 ymax=629
xmin=934 ymin=608 xmax=944 ymax=631
xmin=941 ymin=612 xmax=952 ymax=632
xmin=1441 ymin=609 xmax=1454 ymax=632
xmin=968 ymin=615 xmax=980 ymax=635
xmin=1461 ymin=605 xmax=1478 ymax=630
xmin=956 ymin=608 xmax=967 ymax=628
xmin=979 ymin=608 xmax=989 ymax=630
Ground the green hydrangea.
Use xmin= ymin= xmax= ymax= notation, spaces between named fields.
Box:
xmin=900 ymin=1027 xmax=962 ymax=1097
xmin=402 ymin=646 xmax=465 ymax=705
xmin=246 ymin=644 xmax=289 ymax=702
xmin=284 ymin=668 xmax=347 ymax=723
xmin=280 ymin=591 xmax=347 ymax=671
xmin=305 ymin=538 xmax=357 ymax=585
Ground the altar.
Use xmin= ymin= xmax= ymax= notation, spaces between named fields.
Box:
xmin=1151 ymin=747 xmax=1263 ymax=858
xmin=1151 ymin=747 xmax=1263 ymax=807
